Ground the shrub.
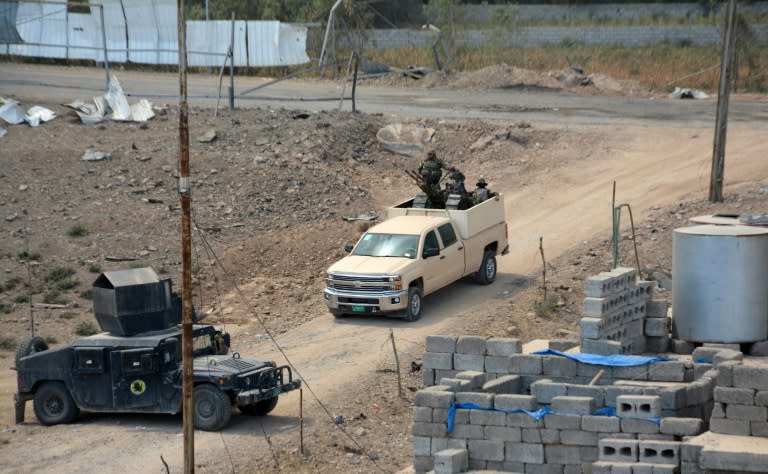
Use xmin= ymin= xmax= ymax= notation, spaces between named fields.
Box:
xmin=74 ymin=320 xmax=99 ymax=336
xmin=66 ymin=224 xmax=88 ymax=237
xmin=79 ymin=289 xmax=93 ymax=300
xmin=87 ymin=263 xmax=101 ymax=273
xmin=43 ymin=290 xmax=67 ymax=305
xmin=59 ymin=312 xmax=78 ymax=320
xmin=3 ymin=277 xmax=22 ymax=291
xmin=0 ymin=335 xmax=16 ymax=351
xmin=17 ymin=251 xmax=41 ymax=261
xmin=44 ymin=266 xmax=75 ymax=283
xmin=533 ymin=293 xmax=560 ymax=318
xmin=56 ymin=279 xmax=79 ymax=291
xmin=44 ymin=335 xmax=58 ymax=344
xmin=14 ymin=294 xmax=29 ymax=304
xmin=0 ymin=302 xmax=11 ymax=314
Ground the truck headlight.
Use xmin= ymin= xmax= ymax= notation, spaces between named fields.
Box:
xmin=389 ymin=275 xmax=402 ymax=291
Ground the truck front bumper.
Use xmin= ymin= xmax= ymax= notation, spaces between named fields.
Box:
xmin=324 ymin=288 xmax=410 ymax=315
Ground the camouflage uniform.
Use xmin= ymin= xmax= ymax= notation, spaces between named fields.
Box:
xmin=418 ymin=151 xmax=452 ymax=187
xmin=472 ymin=178 xmax=494 ymax=205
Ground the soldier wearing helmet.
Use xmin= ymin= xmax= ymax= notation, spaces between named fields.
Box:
xmin=472 ymin=177 xmax=495 ymax=205
xmin=418 ymin=149 xmax=454 ymax=188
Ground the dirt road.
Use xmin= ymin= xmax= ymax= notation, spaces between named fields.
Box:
xmin=1 ymin=64 xmax=766 ymax=473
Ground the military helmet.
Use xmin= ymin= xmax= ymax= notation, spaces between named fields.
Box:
xmin=426 ymin=149 xmax=437 ymax=160
xmin=476 ymin=177 xmax=487 ymax=187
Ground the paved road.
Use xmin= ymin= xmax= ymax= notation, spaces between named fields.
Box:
xmin=2 ymin=63 xmax=767 ymax=127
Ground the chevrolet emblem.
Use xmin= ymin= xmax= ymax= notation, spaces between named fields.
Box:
xmin=354 ymin=281 xmax=361 ymax=287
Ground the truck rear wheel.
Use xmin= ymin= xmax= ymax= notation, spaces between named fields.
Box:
xmin=475 ymin=251 xmax=497 ymax=285
xmin=15 ymin=336 xmax=48 ymax=365
xmin=194 ymin=384 xmax=232 ymax=431
xmin=405 ymin=286 xmax=423 ymax=322
xmin=239 ymin=397 xmax=278 ymax=416
xmin=33 ymin=381 xmax=78 ymax=426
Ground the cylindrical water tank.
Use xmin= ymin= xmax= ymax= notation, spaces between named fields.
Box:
xmin=672 ymin=225 xmax=768 ymax=343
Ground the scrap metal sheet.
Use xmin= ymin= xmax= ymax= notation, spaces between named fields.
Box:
xmin=247 ymin=21 xmax=309 ymax=67
xmin=187 ymin=20 xmax=247 ymax=67
xmin=10 ymin=3 xmax=67 ymax=58
xmin=0 ymin=1 xmax=23 ymax=42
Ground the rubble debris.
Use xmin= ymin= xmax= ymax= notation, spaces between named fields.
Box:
xmin=669 ymin=87 xmax=709 ymax=99
xmin=64 ymin=75 xmax=155 ymax=124
xmin=0 ymin=126 xmax=5 ymax=138
xmin=81 ymin=150 xmax=112 ymax=162
xmin=0 ymin=99 xmax=25 ymax=124
xmin=197 ymin=129 xmax=217 ymax=143
xmin=342 ymin=213 xmax=378 ymax=222
xmin=25 ymin=106 xmax=56 ymax=127
xmin=376 ymin=123 xmax=435 ymax=156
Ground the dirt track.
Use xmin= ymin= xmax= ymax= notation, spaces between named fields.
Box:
xmin=0 ymin=64 xmax=767 ymax=473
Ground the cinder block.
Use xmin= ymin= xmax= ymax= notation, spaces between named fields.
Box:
xmin=756 ymin=390 xmax=768 ymax=406
xmin=433 ymin=448 xmax=468 ymax=474
xmin=531 ymin=379 xmax=567 ymax=403
xmin=484 ymin=355 xmax=511 ymax=374
xmin=599 ymin=438 xmax=638 ymax=462
xmin=713 ymin=349 xmax=743 ymax=366
xmin=544 ymin=413 xmax=582 ymax=430
xmin=468 ymin=458 xmax=486 ymax=470
xmin=680 ymin=461 xmax=701 ymax=474
xmin=567 ymin=384 xmax=605 ymax=407
xmin=456 ymin=335 xmax=487 ymax=355
xmin=648 ymin=361 xmax=689 ymax=382
xmin=542 ymin=356 xmax=578 ymax=377
xmin=423 ymin=368 xmax=435 ymax=386
xmin=435 ymin=370 xmax=457 ymax=382
xmin=691 ymin=346 xmax=722 ymax=364
xmin=449 ymin=423 xmax=484 ymax=439
xmin=644 ymin=317 xmax=670 ymax=337
xmin=590 ymin=461 xmax=614 ymax=474
xmin=659 ymin=417 xmax=704 ymax=436
xmin=454 ymin=353 xmax=485 ymax=372
xmin=711 ymin=401 xmax=725 ymax=418
xmin=454 ymin=370 xmax=486 ymax=388
xmin=580 ymin=317 xmax=604 ymax=339
xmin=520 ymin=463 xmax=561 ymax=474
xmin=560 ymin=429 xmax=598 ymax=446
xmin=552 ymin=395 xmax=596 ymax=415
xmin=726 ymin=404 xmax=767 ymax=421
xmin=639 ymin=440 xmax=680 ymax=465
xmin=650 ymin=464 xmax=679 ymax=474
xmin=620 ymin=418 xmax=660 ymax=434
xmin=582 ymin=414 xmax=620 ymax=432
xmin=658 ymin=385 xmax=687 ymax=410
xmin=431 ymin=437 xmax=448 ymax=455
xmin=495 ymin=394 xmax=537 ymax=411
xmin=581 ymin=338 xmax=622 ymax=355
xmin=577 ymin=362 xmax=613 ymax=379
xmin=438 ymin=378 xmax=471 ymax=392
xmin=614 ymin=364 xmax=649 ymax=380
xmin=549 ymin=339 xmax=579 ymax=352
xmin=487 ymin=337 xmax=521 ymax=356
xmin=413 ymin=436 xmax=431 ymax=456
xmin=415 ymin=390 xmax=454 ymax=408
xmin=413 ymin=422 xmax=447 ymax=437
xmin=751 ymin=421 xmax=768 ymax=437
xmin=714 ymin=386 xmax=755 ymax=405
xmin=413 ymin=455 xmax=433 ymax=473
xmin=413 ymin=406 xmax=432 ymax=422
xmin=423 ymin=351 xmax=454 ymax=370
xmin=585 ymin=274 xmax=615 ymax=297
xmin=669 ymin=338 xmax=696 ymax=355
xmin=680 ymin=441 xmax=702 ymax=462
xmin=484 ymin=425 xmax=522 ymax=442
xmin=733 ymin=365 xmax=768 ymax=390
xmin=456 ymin=392 xmax=493 ymax=409
xmin=635 ymin=280 xmax=657 ymax=300
xmin=509 ymin=354 xmax=543 ymax=375
xmin=748 ymin=340 xmax=768 ymax=357
xmin=616 ymin=395 xmax=662 ymax=419
xmin=467 ymin=440 xmax=504 ymax=461
xmin=645 ymin=336 xmax=670 ymax=354
xmin=544 ymin=444 xmax=582 ymax=464
xmin=605 ymin=385 xmax=644 ymax=407
xmin=426 ymin=335 xmax=458 ymax=353
xmin=470 ymin=409 xmax=506 ymax=427
xmin=709 ymin=417 xmax=751 ymax=436
xmin=507 ymin=412 xmax=545 ymax=428
xmin=483 ymin=374 xmax=521 ymax=394
xmin=646 ymin=299 xmax=668 ymax=318
xmin=542 ymin=428 xmax=560 ymax=444
xmin=521 ymin=428 xmax=541 ymax=443
xmin=504 ymin=442 xmax=544 ymax=463
xmin=717 ymin=360 xmax=740 ymax=387
xmin=434 ymin=408 xmax=451 ymax=423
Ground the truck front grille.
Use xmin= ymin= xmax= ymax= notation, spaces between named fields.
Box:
xmin=327 ymin=273 xmax=395 ymax=294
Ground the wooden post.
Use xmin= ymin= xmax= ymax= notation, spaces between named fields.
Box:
xmin=539 ymin=236 xmax=546 ymax=300
xmin=351 ymin=52 xmax=359 ymax=113
xmin=176 ymin=0 xmax=195 ymax=472
xmin=390 ymin=329 xmax=403 ymax=399
xmin=228 ymin=12 xmax=235 ymax=111
xmin=710 ymin=0 xmax=738 ymax=203
xmin=300 ymin=388 xmax=305 ymax=456
xmin=98 ymin=4 xmax=110 ymax=93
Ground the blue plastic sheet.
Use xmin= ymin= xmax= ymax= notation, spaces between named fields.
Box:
xmin=447 ymin=401 xmax=550 ymax=433
xmin=532 ymin=349 xmax=670 ymax=366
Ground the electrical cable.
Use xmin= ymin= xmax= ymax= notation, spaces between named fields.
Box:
xmin=191 ymin=214 xmax=389 ymax=473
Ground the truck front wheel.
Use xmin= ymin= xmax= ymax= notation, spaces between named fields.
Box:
xmin=405 ymin=286 xmax=423 ymax=322
xmin=475 ymin=251 xmax=497 ymax=285
xmin=194 ymin=384 xmax=232 ymax=431
xmin=33 ymin=381 xmax=78 ymax=426
xmin=239 ymin=397 xmax=278 ymax=416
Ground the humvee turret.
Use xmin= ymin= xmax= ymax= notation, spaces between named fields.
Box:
xmin=13 ymin=268 xmax=299 ymax=431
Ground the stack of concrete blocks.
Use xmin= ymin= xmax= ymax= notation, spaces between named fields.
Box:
xmin=414 ymin=335 xmax=719 ymax=473
xmin=579 ymin=267 xmax=669 ymax=355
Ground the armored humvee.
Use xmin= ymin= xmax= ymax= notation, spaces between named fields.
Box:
xmin=13 ymin=268 xmax=300 ymax=431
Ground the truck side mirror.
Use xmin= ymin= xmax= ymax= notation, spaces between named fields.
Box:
xmin=344 ymin=243 xmax=354 ymax=253
xmin=423 ymin=247 xmax=440 ymax=258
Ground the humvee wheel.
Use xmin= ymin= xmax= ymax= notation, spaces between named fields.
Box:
xmin=33 ymin=381 xmax=78 ymax=426
xmin=194 ymin=384 xmax=232 ymax=431
xmin=15 ymin=336 xmax=48 ymax=365
xmin=239 ymin=397 xmax=278 ymax=416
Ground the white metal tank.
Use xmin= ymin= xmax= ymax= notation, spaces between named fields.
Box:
xmin=672 ymin=225 xmax=768 ymax=343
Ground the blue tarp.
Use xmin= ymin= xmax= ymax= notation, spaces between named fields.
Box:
xmin=532 ymin=349 xmax=670 ymax=366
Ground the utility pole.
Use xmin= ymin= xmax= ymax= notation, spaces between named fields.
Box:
xmin=176 ymin=0 xmax=195 ymax=472
xmin=710 ymin=0 xmax=738 ymax=203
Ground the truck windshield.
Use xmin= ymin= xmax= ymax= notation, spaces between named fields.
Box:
xmin=353 ymin=233 xmax=419 ymax=259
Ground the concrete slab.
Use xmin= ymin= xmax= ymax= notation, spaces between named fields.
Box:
xmin=690 ymin=430 xmax=768 ymax=472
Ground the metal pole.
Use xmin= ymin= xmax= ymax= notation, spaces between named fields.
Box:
xmin=176 ymin=0 xmax=195 ymax=472
xmin=98 ymin=4 xmax=110 ymax=93
xmin=319 ymin=0 xmax=343 ymax=78
xmin=351 ymin=52 xmax=359 ymax=114
xmin=229 ymin=12 xmax=234 ymax=111
xmin=299 ymin=389 xmax=304 ymax=455
xmin=710 ymin=0 xmax=738 ymax=203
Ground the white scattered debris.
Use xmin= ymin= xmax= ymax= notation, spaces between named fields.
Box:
xmin=669 ymin=87 xmax=709 ymax=99
xmin=24 ymin=106 xmax=56 ymax=127
xmin=376 ymin=123 xmax=436 ymax=156
xmin=0 ymin=98 xmax=57 ymax=127
xmin=81 ymin=150 xmax=112 ymax=162
xmin=197 ymin=129 xmax=218 ymax=143
xmin=0 ymin=99 xmax=26 ymax=125
xmin=0 ymin=126 xmax=6 ymax=138
xmin=64 ymin=75 xmax=155 ymax=124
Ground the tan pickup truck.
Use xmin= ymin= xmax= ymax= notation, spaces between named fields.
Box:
xmin=324 ymin=194 xmax=509 ymax=321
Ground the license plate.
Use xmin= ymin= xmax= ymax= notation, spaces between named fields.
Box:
xmin=351 ymin=305 xmax=365 ymax=312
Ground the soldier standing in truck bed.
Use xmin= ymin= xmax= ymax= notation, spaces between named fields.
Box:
xmin=418 ymin=149 xmax=454 ymax=188
xmin=472 ymin=177 xmax=496 ymax=205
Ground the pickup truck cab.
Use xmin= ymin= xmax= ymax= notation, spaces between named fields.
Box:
xmin=324 ymin=194 xmax=508 ymax=321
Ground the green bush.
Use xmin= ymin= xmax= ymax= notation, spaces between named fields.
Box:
xmin=44 ymin=266 xmax=75 ymax=283
xmin=3 ymin=277 xmax=22 ymax=291
xmin=74 ymin=320 xmax=99 ymax=336
xmin=66 ymin=224 xmax=88 ymax=237
xmin=87 ymin=263 xmax=101 ymax=273
xmin=43 ymin=290 xmax=67 ymax=305
xmin=59 ymin=312 xmax=78 ymax=320
xmin=17 ymin=251 xmax=41 ymax=261
xmin=0 ymin=335 xmax=16 ymax=351
xmin=79 ymin=289 xmax=93 ymax=300
xmin=533 ymin=293 xmax=560 ymax=318
xmin=56 ymin=279 xmax=79 ymax=291
xmin=14 ymin=294 xmax=29 ymax=304
xmin=0 ymin=301 xmax=11 ymax=314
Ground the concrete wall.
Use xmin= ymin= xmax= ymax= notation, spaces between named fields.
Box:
xmin=360 ymin=24 xmax=768 ymax=49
